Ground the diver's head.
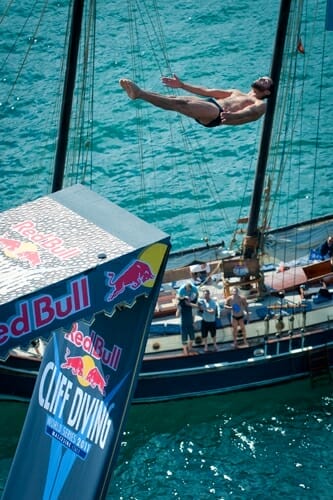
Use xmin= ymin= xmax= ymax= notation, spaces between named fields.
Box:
xmin=251 ymin=76 xmax=274 ymax=99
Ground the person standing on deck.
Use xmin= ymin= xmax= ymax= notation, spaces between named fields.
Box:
xmin=176 ymin=282 xmax=199 ymax=356
xmin=224 ymin=287 xmax=250 ymax=348
xmin=198 ymin=289 xmax=219 ymax=352
xmin=119 ymin=75 xmax=273 ymax=127
xmin=177 ymin=296 xmax=199 ymax=356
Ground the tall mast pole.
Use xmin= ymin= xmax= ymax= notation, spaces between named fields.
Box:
xmin=243 ymin=0 xmax=292 ymax=258
xmin=52 ymin=0 xmax=85 ymax=193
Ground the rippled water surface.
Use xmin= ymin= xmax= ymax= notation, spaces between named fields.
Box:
xmin=1 ymin=0 xmax=333 ymax=497
xmin=1 ymin=0 xmax=332 ymax=251
xmin=1 ymin=381 xmax=333 ymax=498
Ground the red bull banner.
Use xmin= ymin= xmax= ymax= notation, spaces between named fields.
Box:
xmin=1 ymin=185 xmax=170 ymax=498
xmin=0 ymin=186 xmax=169 ymax=356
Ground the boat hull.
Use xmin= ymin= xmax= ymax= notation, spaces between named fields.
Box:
xmin=137 ymin=330 xmax=333 ymax=402
xmin=1 ymin=328 xmax=332 ymax=404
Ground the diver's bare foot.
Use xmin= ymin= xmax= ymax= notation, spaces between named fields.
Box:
xmin=119 ymin=79 xmax=141 ymax=99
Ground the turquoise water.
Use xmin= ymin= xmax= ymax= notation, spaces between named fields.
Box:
xmin=1 ymin=381 xmax=333 ymax=498
xmin=1 ymin=0 xmax=333 ymax=497
xmin=3 ymin=0 xmax=332 ymax=253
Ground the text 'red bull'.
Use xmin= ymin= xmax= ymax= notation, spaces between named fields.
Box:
xmin=64 ymin=323 xmax=122 ymax=372
xmin=11 ymin=220 xmax=81 ymax=260
xmin=0 ymin=276 xmax=90 ymax=346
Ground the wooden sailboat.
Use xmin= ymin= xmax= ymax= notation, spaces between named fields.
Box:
xmin=1 ymin=0 xmax=333 ymax=404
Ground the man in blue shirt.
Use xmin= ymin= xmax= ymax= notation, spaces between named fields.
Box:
xmin=178 ymin=282 xmax=198 ymax=302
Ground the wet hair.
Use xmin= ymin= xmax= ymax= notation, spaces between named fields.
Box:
xmin=251 ymin=78 xmax=274 ymax=99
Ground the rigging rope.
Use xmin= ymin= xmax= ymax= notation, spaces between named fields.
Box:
xmin=1 ymin=0 xmax=96 ymax=197
xmin=65 ymin=0 xmax=96 ymax=188
xmin=0 ymin=0 xmax=15 ymax=24
xmin=0 ymin=0 xmax=56 ymax=204
xmin=125 ymin=0 xmax=236 ymax=248
xmin=0 ymin=0 xmax=49 ymax=104
xmin=260 ymin=0 xmax=330 ymax=264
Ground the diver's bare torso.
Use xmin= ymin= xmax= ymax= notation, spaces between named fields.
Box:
xmin=216 ymin=91 xmax=262 ymax=112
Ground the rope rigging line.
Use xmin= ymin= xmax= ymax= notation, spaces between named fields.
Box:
xmin=66 ymin=0 xmax=96 ymax=189
xmin=229 ymin=122 xmax=262 ymax=252
xmin=44 ymin=0 xmax=75 ymax=191
xmin=0 ymin=0 xmax=49 ymax=105
xmin=126 ymin=0 xmax=152 ymax=210
xmin=0 ymin=0 xmax=59 ymax=204
xmin=132 ymin=0 xmax=173 ymax=76
xmin=261 ymin=0 xmax=329 ymax=264
xmin=263 ymin=0 xmax=304 ymax=234
xmin=0 ymin=0 xmax=90 ymax=201
xmin=125 ymin=0 xmax=238 ymax=246
xmin=308 ymin=1 xmax=327 ymax=221
xmin=0 ymin=0 xmax=15 ymax=26
xmin=264 ymin=0 xmax=308 ymax=266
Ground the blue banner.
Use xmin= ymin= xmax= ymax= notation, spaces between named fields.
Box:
xmin=3 ymin=244 xmax=169 ymax=498
xmin=1 ymin=186 xmax=170 ymax=498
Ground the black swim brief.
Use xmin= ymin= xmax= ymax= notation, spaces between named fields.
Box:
xmin=195 ymin=98 xmax=223 ymax=128
xmin=232 ymin=315 xmax=244 ymax=321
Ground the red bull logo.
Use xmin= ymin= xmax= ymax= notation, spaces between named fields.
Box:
xmin=61 ymin=348 xmax=84 ymax=377
xmin=61 ymin=347 xmax=109 ymax=396
xmin=0 ymin=276 xmax=90 ymax=347
xmin=11 ymin=220 xmax=81 ymax=260
xmin=85 ymin=367 xmax=109 ymax=396
xmin=0 ymin=236 xmax=41 ymax=267
xmin=0 ymin=220 xmax=81 ymax=268
xmin=104 ymin=259 xmax=155 ymax=302
xmin=64 ymin=323 xmax=122 ymax=371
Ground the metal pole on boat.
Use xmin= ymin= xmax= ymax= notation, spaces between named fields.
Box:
xmin=288 ymin=314 xmax=294 ymax=334
xmin=243 ymin=0 xmax=292 ymax=258
xmin=52 ymin=0 xmax=85 ymax=192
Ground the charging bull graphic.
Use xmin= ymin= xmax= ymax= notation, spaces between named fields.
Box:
xmin=61 ymin=348 xmax=84 ymax=376
xmin=85 ymin=367 xmax=109 ymax=396
xmin=104 ymin=259 xmax=155 ymax=302
xmin=61 ymin=348 xmax=109 ymax=395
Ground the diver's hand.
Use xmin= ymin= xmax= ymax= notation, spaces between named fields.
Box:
xmin=161 ymin=74 xmax=183 ymax=89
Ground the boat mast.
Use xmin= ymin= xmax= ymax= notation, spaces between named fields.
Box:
xmin=243 ymin=0 xmax=292 ymax=258
xmin=52 ymin=0 xmax=85 ymax=193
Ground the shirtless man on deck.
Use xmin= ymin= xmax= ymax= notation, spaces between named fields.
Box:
xmin=119 ymin=74 xmax=273 ymax=127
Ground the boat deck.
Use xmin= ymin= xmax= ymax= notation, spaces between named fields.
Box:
xmin=148 ymin=262 xmax=333 ymax=357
